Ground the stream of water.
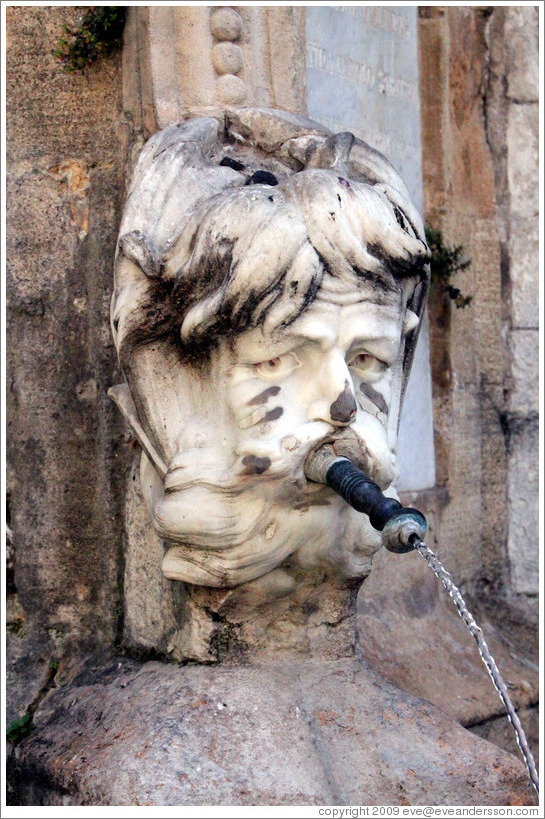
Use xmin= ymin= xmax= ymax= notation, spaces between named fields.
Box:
xmin=411 ymin=536 xmax=539 ymax=797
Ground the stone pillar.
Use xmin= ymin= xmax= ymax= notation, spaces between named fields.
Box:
xmin=6 ymin=6 xmax=129 ymax=681
xmin=418 ymin=6 xmax=504 ymax=585
xmin=486 ymin=7 xmax=539 ymax=597
xmin=418 ymin=5 xmax=539 ymax=602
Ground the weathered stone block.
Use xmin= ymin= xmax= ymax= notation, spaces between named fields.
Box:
xmin=447 ymin=9 xmax=496 ymax=219
xmin=6 ymin=6 xmax=128 ymax=647
xmin=123 ymin=457 xmax=187 ymax=656
xmin=6 ymin=7 xmax=122 ymax=167
xmin=434 ymin=385 xmax=483 ymax=584
xmin=6 ymin=634 xmax=55 ymax=727
xmin=8 ymin=655 xmax=536 ymax=806
xmin=306 ymin=6 xmax=423 ymax=209
xmin=507 ymin=102 xmax=539 ymax=219
xmin=508 ymin=330 xmax=539 ymax=416
xmin=479 ymin=387 xmax=508 ymax=582
xmin=469 ymin=218 xmax=504 ymax=384
xmin=505 ymin=7 xmax=539 ymax=103
xmin=507 ymin=421 xmax=539 ymax=595
xmin=509 ymin=217 xmax=539 ymax=329
xmin=418 ymin=11 xmax=448 ymax=215
xmin=359 ymin=541 xmax=539 ymax=728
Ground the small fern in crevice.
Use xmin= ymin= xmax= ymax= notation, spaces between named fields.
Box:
xmin=52 ymin=6 xmax=126 ymax=73
xmin=6 ymin=712 xmax=35 ymax=744
xmin=425 ymin=226 xmax=473 ymax=309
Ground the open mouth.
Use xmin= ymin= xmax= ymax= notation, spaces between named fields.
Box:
xmin=305 ymin=426 xmax=370 ymax=469
xmin=285 ymin=422 xmax=376 ymax=498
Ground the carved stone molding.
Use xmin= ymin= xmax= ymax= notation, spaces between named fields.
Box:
xmin=122 ymin=6 xmax=306 ymax=139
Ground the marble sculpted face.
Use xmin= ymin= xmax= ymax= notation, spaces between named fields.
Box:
xmin=110 ymin=113 xmax=430 ymax=588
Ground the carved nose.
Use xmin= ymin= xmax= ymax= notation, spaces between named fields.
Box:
xmin=308 ymin=349 xmax=358 ymax=426
xmin=330 ymin=381 xmax=358 ymax=424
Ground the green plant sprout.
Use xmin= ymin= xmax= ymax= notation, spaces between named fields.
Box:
xmin=425 ymin=226 xmax=473 ymax=309
xmin=52 ymin=6 xmax=126 ymax=73
xmin=6 ymin=712 xmax=35 ymax=744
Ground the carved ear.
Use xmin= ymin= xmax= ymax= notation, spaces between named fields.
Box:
xmin=108 ymin=384 xmax=168 ymax=478
xmin=403 ymin=310 xmax=420 ymax=334
xmin=304 ymin=132 xmax=355 ymax=172
xmin=118 ymin=230 xmax=164 ymax=279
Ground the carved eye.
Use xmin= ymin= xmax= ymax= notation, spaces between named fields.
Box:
xmin=254 ymin=352 xmax=301 ymax=380
xmin=348 ymin=353 xmax=387 ymax=382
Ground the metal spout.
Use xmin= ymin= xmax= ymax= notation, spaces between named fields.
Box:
xmin=304 ymin=446 xmax=427 ymax=553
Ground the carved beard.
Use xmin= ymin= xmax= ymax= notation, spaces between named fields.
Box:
xmin=140 ymin=378 xmax=393 ymax=588
xmin=118 ymin=323 xmax=401 ymax=589
xmin=144 ymin=445 xmax=384 ymax=589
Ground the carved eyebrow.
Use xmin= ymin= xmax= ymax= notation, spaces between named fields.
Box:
xmin=282 ymin=323 xmax=338 ymax=349
xmin=286 ymin=325 xmax=399 ymax=357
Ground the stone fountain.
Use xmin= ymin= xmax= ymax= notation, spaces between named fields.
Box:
xmin=8 ymin=109 xmax=534 ymax=807
xmin=6 ymin=5 xmax=538 ymax=806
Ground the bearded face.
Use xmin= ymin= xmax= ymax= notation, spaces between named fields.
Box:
xmin=110 ymin=115 xmax=430 ymax=590
xmin=136 ymin=277 xmax=417 ymax=587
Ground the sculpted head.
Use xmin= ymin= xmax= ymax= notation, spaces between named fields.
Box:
xmin=110 ymin=113 xmax=430 ymax=588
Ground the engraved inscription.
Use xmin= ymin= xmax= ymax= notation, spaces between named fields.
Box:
xmin=340 ymin=5 xmax=410 ymax=38
xmin=305 ymin=6 xmax=422 ymax=203
xmin=307 ymin=43 xmax=374 ymax=88
xmin=307 ymin=41 xmax=418 ymax=105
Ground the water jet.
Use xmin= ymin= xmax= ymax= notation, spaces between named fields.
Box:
xmin=305 ymin=447 xmax=539 ymax=797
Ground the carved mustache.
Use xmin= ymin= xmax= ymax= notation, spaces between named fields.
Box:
xmin=110 ymin=381 xmax=392 ymax=494
xmin=306 ymin=426 xmax=391 ymax=488
xmin=235 ymin=419 xmax=393 ymax=493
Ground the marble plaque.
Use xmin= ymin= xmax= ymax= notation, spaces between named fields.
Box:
xmin=306 ymin=6 xmax=435 ymax=490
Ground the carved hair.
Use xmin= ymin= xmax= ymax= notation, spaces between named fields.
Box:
xmin=113 ymin=115 xmax=430 ymax=385
xmin=168 ymin=169 xmax=429 ymax=351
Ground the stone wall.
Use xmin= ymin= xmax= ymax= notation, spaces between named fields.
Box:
xmin=486 ymin=7 xmax=539 ymax=598
xmin=6 ymin=6 xmax=129 ymax=715
xmin=419 ymin=6 xmax=539 ymax=604
xmin=358 ymin=5 xmax=539 ymax=765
